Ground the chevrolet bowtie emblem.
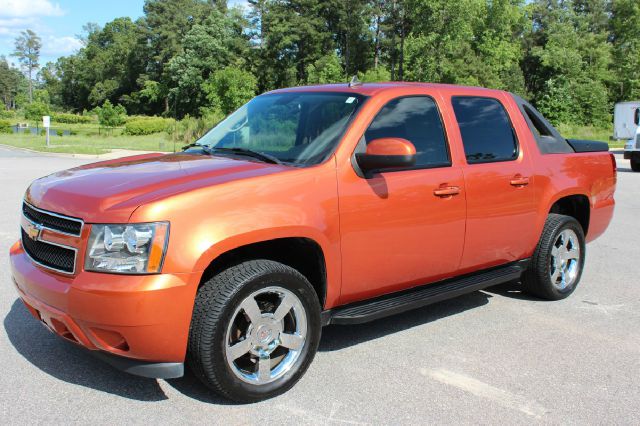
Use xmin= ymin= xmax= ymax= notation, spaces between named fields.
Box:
xmin=25 ymin=222 xmax=42 ymax=241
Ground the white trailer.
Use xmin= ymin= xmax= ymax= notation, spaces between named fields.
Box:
xmin=616 ymin=101 xmax=640 ymax=171
xmin=614 ymin=101 xmax=640 ymax=140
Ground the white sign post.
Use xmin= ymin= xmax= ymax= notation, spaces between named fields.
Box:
xmin=43 ymin=116 xmax=50 ymax=147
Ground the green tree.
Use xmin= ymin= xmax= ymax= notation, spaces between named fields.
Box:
xmin=306 ymin=52 xmax=345 ymax=84
xmin=404 ymin=0 xmax=484 ymax=85
xmin=24 ymin=101 xmax=50 ymax=121
xmin=474 ymin=0 xmax=527 ymax=93
xmin=38 ymin=62 xmax=62 ymax=107
xmin=610 ymin=0 xmax=640 ymax=101
xmin=359 ymin=66 xmax=391 ymax=82
xmin=166 ymin=8 xmax=250 ymax=116
xmin=84 ymin=18 xmax=150 ymax=109
xmin=0 ymin=56 xmax=25 ymax=109
xmin=12 ymin=29 xmax=42 ymax=102
xmin=250 ymin=0 xmax=335 ymax=90
xmin=55 ymin=55 xmax=86 ymax=112
xmin=525 ymin=0 xmax=612 ymax=126
xmin=143 ymin=0 xmax=218 ymax=112
xmin=51 ymin=18 xmax=150 ymax=113
xmin=321 ymin=0 xmax=373 ymax=76
xmin=95 ymin=100 xmax=127 ymax=128
xmin=203 ymin=67 xmax=257 ymax=114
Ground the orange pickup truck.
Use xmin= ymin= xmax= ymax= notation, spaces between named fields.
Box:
xmin=10 ymin=82 xmax=616 ymax=402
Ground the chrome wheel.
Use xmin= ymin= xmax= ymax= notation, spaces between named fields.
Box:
xmin=225 ymin=286 xmax=307 ymax=385
xmin=550 ymin=229 xmax=581 ymax=291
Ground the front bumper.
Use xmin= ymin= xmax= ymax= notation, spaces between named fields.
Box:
xmin=9 ymin=240 xmax=200 ymax=378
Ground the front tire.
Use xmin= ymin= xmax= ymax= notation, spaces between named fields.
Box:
xmin=522 ymin=214 xmax=586 ymax=300
xmin=187 ymin=260 xmax=321 ymax=403
xmin=631 ymin=156 xmax=640 ymax=172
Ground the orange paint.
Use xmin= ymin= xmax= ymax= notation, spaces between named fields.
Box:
xmin=366 ymin=137 xmax=417 ymax=156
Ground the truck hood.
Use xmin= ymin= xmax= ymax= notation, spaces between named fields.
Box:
xmin=25 ymin=152 xmax=290 ymax=222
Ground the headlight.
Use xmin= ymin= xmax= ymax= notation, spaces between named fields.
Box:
xmin=85 ymin=222 xmax=169 ymax=274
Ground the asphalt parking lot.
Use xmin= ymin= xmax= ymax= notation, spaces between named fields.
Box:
xmin=0 ymin=145 xmax=638 ymax=424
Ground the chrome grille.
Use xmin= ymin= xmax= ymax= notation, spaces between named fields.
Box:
xmin=22 ymin=202 xmax=83 ymax=236
xmin=20 ymin=202 xmax=83 ymax=274
xmin=21 ymin=228 xmax=76 ymax=273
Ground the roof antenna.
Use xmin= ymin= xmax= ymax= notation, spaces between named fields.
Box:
xmin=348 ymin=75 xmax=362 ymax=88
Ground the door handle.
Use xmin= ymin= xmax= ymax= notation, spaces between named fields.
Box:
xmin=434 ymin=186 xmax=461 ymax=197
xmin=510 ymin=175 xmax=530 ymax=187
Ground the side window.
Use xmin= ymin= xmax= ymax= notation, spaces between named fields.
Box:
xmin=452 ymin=97 xmax=518 ymax=164
xmin=634 ymin=108 xmax=640 ymax=126
xmin=523 ymin=105 xmax=553 ymax=138
xmin=364 ymin=96 xmax=450 ymax=168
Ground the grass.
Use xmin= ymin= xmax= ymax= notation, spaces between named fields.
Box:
xmin=1 ymin=117 xmax=183 ymax=154
xmin=0 ymin=132 xmax=176 ymax=155
xmin=557 ymin=123 xmax=625 ymax=148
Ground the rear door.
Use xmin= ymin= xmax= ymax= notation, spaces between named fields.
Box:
xmin=449 ymin=94 xmax=537 ymax=271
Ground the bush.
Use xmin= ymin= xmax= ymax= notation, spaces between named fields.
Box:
xmin=203 ymin=67 xmax=257 ymax=115
xmin=51 ymin=113 xmax=93 ymax=124
xmin=306 ymin=53 xmax=345 ymax=84
xmin=0 ymin=119 xmax=13 ymax=134
xmin=171 ymin=112 xmax=224 ymax=146
xmin=24 ymin=102 xmax=51 ymax=121
xmin=56 ymin=129 xmax=64 ymax=137
xmin=124 ymin=115 xmax=156 ymax=123
xmin=94 ymin=100 xmax=127 ymax=128
xmin=0 ymin=109 xmax=16 ymax=119
xmin=124 ymin=117 xmax=175 ymax=135
xmin=359 ymin=67 xmax=391 ymax=83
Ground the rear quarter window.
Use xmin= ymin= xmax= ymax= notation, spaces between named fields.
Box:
xmin=451 ymin=96 xmax=518 ymax=164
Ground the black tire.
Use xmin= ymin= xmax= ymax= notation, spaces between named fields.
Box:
xmin=187 ymin=259 xmax=321 ymax=403
xmin=522 ymin=213 xmax=586 ymax=300
xmin=631 ymin=156 xmax=640 ymax=172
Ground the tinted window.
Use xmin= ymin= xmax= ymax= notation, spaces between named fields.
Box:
xmin=364 ymin=96 xmax=449 ymax=168
xmin=452 ymin=97 xmax=518 ymax=163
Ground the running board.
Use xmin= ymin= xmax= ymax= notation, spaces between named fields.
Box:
xmin=323 ymin=259 xmax=529 ymax=325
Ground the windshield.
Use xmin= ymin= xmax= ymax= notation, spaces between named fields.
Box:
xmin=195 ymin=92 xmax=366 ymax=166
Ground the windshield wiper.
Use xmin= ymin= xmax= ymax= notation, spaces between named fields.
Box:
xmin=210 ymin=147 xmax=282 ymax=165
xmin=182 ymin=143 xmax=214 ymax=155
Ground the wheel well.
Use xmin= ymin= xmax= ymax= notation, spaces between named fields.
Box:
xmin=549 ymin=195 xmax=590 ymax=235
xmin=200 ymin=237 xmax=327 ymax=306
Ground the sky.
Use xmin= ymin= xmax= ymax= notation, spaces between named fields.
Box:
xmin=0 ymin=0 xmax=248 ymax=68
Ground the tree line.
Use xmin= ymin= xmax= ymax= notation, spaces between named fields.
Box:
xmin=1 ymin=0 xmax=639 ymax=129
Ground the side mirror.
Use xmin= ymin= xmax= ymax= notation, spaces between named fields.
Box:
xmin=355 ymin=138 xmax=416 ymax=175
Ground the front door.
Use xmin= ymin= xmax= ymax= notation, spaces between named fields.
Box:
xmin=338 ymin=95 xmax=466 ymax=305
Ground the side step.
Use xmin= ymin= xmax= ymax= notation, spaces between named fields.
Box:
xmin=323 ymin=259 xmax=529 ymax=325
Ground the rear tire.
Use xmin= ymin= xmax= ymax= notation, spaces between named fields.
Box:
xmin=522 ymin=214 xmax=585 ymax=300
xmin=187 ymin=259 xmax=321 ymax=403
xmin=631 ymin=156 xmax=640 ymax=172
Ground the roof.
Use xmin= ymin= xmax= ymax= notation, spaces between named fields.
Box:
xmin=266 ymin=81 xmax=504 ymax=97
